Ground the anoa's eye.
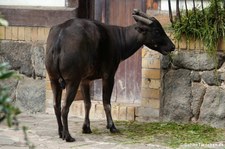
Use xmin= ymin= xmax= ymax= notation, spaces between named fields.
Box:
xmin=154 ymin=29 xmax=161 ymax=36
xmin=155 ymin=29 xmax=160 ymax=33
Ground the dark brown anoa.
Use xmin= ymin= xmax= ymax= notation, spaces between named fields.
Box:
xmin=45 ymin=9 xmax=175 ymax=142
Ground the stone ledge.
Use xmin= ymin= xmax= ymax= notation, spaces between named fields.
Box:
xmin=69 ymin=101 xmax=137 ymax=121
xmin=67 ymin=101 xmax=159 ymax=122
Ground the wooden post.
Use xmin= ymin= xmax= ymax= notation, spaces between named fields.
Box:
xmin=176 ymin=0 xmax=181 ymax=22
xmin=201 ymin=0 xmax=204 ymax=15
xmin=184 ymin=0 xmax=188 ymax=17
xmin=168 ymin=0 xmax=173 ymax=23
xmin=95 ymin=0 xmax=103 ymax=21
xmin=78 ymin=0 xmax=94 ymax=19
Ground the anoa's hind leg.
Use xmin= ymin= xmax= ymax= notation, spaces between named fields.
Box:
xmin=61 ymin=80 xmax=80 ymax=142
xmin=50 ymin=79 xmax=63 ymax=138
xmin=80 ymin=80 xmax=92 ymax=134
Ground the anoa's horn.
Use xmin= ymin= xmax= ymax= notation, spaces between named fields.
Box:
xmin=133 ymin=15 xmax=153 ymax=25
xmin=133 ymin=9 xmax=151 ymax=20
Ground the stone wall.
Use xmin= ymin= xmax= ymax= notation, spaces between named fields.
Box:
xmin=161 ymin=50 xmax=225 ymax=128
xmin=0 ymin=26 xmax=49 ymax=113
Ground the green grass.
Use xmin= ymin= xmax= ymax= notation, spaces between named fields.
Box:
xmin=112 ymin=121 xmax=225 ymax=148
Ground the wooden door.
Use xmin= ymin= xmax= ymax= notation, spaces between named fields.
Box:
xmin=92 ymin=0 xmax=145 ymax=103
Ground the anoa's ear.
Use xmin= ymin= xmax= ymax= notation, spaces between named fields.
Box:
xmin=135 ymin=25 xmax=148 ymax=34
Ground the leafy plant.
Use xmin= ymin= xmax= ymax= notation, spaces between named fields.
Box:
xmin=0 ymin=12 xmax=35 ymax=149
xmin=172 ymin=0 xmax=225 ymax=58
xmin=0 ymin=13 xmax=8 ymax=26
xmin=0 ymin=63 xmax=20 ymax=127
xmin=0 ymin=14 xmax=20 ymax=127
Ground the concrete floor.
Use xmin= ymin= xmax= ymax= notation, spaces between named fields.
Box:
xmin=0 ymin=113 xmax=170 ymax=149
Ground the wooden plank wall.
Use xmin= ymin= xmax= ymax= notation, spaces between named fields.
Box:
xmin=92 ymin=0 xmax=145 ymax=103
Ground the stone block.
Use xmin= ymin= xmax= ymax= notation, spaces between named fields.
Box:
xmin=142 ymin=58 xmax=160 ymax=69
xmin=190 ymin=71 xmax=201 ymax=82
xmin=142 ymin=78 xmax=150 ymax=88
xmin=89 ymin=102 xmax=96 ymax=119
xmin=127 ymin=106 xmax=135 ymax=121
xmin=37 ymin=27 xmax=45 ymax=41
xmin=0 ymin=41 xmax=45 ymax=77
xmin=0 ymin=77 xmax=18 ymax=100
xmin=135 ymin=106 xmax=159 ymax=122
xmin=71 ymin=101 xmax=84 ymax=117
xmin=18 ymin=27 xmax=25 ymax=41
xmin=191 ymin=83 xmax=206 ymax=120
xmin=5 ymin=27 xmax=11 ymax=40
xmin=150 ymin=99 xmax=160 ymax=109
xmin=16 ymin=76 xmax=45 ymax=113
xmin=141 ymin=98 xmax=160 ymax=109
xmin=141 ymin=98 xmax=150 ymax=107
xmin=161 ymin=69 xmax=193 ymax=122
xmin=220 ymin=72 xmax=225 ymax=81
xmin=202 ymin=71 xmax=222 ymax=86
xmin=142 ymin=69 xmax=160 ymax=79
xmin=24 ymin=27 xmax=31 ymax=41
xmin=141 ymin=88 xmax=160 ymax=99
xmin=0 ymin=26 xmax=5 ymax=39
xmin=31 ymin=43 xmax=46 ymax=77
xmin=172 ymin=51 xmax=225 ymax=71
xmin=118 ymin=106 xmax=127 ymax=120
xmin=111 ymin=104 xmax=119 ymax=120
xmin=149 ymin=79 xmax=160 ymax=89
xmin=0 ymin=41 xmax=33 ymax=76
xmin=44 ymin=28 xmax=50 ymax=40
xmin=161 ymin=55 xmax=171 ymax=69
xmin=31 ymin=27 xmax=38 ymax=41
xmin=199 ymin=86 xmax=225 ymax=128
xmin=95 ymin=104 xmax=105 ymax=119
xmin=11 ymin=27 xmax=18 ymax=40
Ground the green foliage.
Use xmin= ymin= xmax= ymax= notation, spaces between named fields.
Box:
xmin=114 ymin=121 xmax=225 ymax=148
xmin=0 ymin=12 xmax=34 ymax=149
xmin=23 ymin=126 xmax=35 ymax=149
xmin=0 ymin=11 xmax=20 ymax=127
xmin=172 ymin=0 xmax=225 ymax=56
xmin=0 ymin=63 xmax=20 ymax=127
xmin=0 ymin=13 xmax=8 ymax=26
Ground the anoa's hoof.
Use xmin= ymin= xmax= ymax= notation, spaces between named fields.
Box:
xmin=62 ymin=131 xmax=76 ymax=142
xmin=82 ymin=125 xmax=92 ymax=134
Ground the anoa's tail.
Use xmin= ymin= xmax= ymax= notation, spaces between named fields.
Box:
xmin=52 ymin=29 xmax=66 ymax=89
